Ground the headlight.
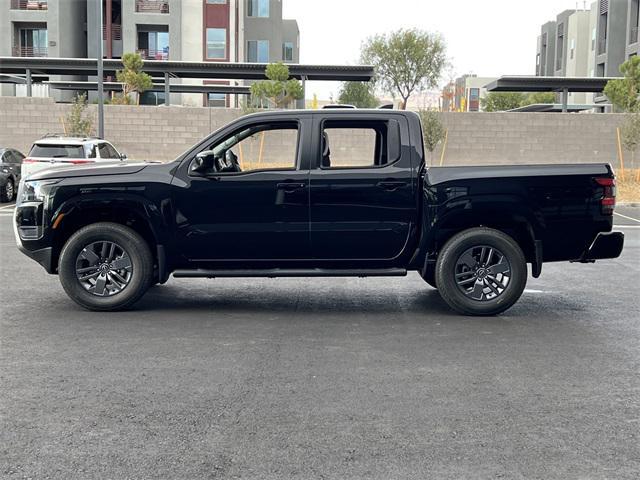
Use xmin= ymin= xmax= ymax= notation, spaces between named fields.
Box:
xmin=18 ymin=179 xmax=59 ymax=204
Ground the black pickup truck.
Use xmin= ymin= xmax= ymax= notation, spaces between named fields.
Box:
xmin=14 ymin=109 xmax=624 ymax=315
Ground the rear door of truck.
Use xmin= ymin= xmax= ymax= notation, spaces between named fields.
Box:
xmin=308 ymin=112 xmax=417 ymax=261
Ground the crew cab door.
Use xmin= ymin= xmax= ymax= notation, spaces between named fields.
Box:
xmin=309 ymin=114 xmax=416 ymax=261
xmin=172 ymin=117 xmax=311 ymax=263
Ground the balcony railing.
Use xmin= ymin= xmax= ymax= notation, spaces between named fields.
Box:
xmin=10 ymin=0 xmax=47 ymax=10
xmin=13 ymin=45 xmax=48 ymax=57
xmin=137 ymin=48 xmax=169 ymax=60
xmin=103 ymin=24 xmax=122 ymax=41
xmin=135 ymin=0 xmax=169 ymax=13
xmin=630 ymin=26 xmax=639 ymax=45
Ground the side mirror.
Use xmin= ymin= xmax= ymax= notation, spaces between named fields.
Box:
xmin=120 ymin=153 xmax=128 ymax=161
xmin=191 ymin=150 xmax=216 ymax=174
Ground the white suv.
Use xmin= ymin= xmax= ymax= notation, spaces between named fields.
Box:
xmin=22 ymin=136 xmax=126 ymax=179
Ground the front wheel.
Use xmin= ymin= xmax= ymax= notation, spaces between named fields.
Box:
xmin=58 ymin=222 xmax=154 ymax=311
xmin=436 ymin=228 xmax=527 ymax=316
xmin=0 ymin=178 xmax=15 ymax=202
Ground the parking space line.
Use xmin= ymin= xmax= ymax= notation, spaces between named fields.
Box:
xmin=614 ymin=212 xmax=640 ymax=223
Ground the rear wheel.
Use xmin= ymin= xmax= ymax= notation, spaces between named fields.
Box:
xmin=0 ymin=178 xmax=15 ymax=202
xmin=436 ymin=227 xmax=527 ymax=316
xmin=58 ymin=223 xmax=154 ymax=311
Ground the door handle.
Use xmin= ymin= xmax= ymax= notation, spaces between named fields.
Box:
xmin=377 ymin=181 xmax=406 ymax=191
xmin=277 ymin=182 xmax=306 ymax=191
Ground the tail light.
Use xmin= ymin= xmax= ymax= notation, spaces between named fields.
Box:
xmin=22 ymin=158 xmax=95 ymax=165
xmin=64 ymin=159 xmax=95 ymax=165
xmin=595 ymin=177 xmax=616 ymax=215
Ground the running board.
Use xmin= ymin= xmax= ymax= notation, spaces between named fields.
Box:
xmin=173 ymin=268 xmax=407 ymax=279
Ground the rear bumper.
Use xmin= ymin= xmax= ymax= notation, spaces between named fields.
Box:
xmin=574 ymin=232 xmax=624 ymax=263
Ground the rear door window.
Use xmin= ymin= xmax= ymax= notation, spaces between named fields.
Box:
xmin=29 ymin=144 xmax=85 ymax=158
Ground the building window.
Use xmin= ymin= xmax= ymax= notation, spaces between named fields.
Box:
xmin=16 ymin=28 xmax=48 ymax=57
xmin=135 ymin=0 xmax=169 ymax=13
xmin=207 ymin=93 xmax=226 ymax=108
xmin=283 ymin=42 xmax=294 ymax=62
xmin=137 ymin=30 xmax=169 ymax=60
xmin=570 ymin=38 xmax=575 ymax=60
xmin=247 ymin=0 xmax=269 ymax=17
xmin=10 ymin=0 xmax=48 ymax=10
xmin=206 ymin=0 xmax=227 ymax=3
xmin=247 ymin=40 xmax=269 ymax=62
xmin=206 ymin=28 xmax=227 ymax=59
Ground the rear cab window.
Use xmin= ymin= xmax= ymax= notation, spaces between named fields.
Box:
xmin=320 ymin=119 xmax=401 ymax=169
xmin=29 ymin=144 xmax=85 ymax=158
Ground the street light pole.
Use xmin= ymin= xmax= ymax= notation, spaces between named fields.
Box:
xmin=97 ymin=0 xmax=105 ymax=139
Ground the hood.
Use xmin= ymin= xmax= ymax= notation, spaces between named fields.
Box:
xmin=26 ymin=162 xmax=152 ymax=181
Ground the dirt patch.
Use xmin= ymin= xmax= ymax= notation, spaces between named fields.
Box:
xmin=618 ymin=169 xmax=640 ymax=203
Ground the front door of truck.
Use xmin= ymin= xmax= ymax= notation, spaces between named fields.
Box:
xmin=308 ymin=115 xmax=416 ymax=261
xmin=173 ymin=118 xmax=311 ymax=263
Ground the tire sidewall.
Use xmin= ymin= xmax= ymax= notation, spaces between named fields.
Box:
xmin=436 ymin=229 xmax=527 ymax=316
xmin=59 ymin=223 xmax=153 ymax=311
xmin=1 ymin=178 xmax=13 ymax=202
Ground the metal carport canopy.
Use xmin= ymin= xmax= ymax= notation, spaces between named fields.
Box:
xmin=485 ymin=76 xmax=620 ymax=93
xmin=0 ymin=57 xmax=375 ymax=81
xmin=44 ymin=80 xmax=251 ymax=95
xmin=485 ymin=76 xmax=621 ymax=112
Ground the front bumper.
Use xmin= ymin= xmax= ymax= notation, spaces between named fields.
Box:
xmin=574 ymin=232 xmax=625 ymax=263
xmin=17 ymin=244 xmax=55 ymax=274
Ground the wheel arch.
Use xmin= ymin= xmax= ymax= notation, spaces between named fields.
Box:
xmin=50 ymin=195 xmax=169 ymax=279
xmin=419 ymin=199 xmax=543 ymax=277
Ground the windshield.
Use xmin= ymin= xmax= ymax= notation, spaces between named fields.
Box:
xmin=29 ymin=144 xmax=85 ymax=158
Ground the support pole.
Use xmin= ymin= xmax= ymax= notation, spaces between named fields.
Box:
xmin=301 ymin=75 xmax=307 ymax=109
xmin=25 ymin=68 xmax=32 ymax=97
xmin=561 ymin=88 xmax=569 ymax=113
xmin=97 ymin=0 xmax=105 ymax=139
xmin=165 ymin=72 xmax=170 ymax=106
xmin=106 ymin=0 xmax=113 ymax=59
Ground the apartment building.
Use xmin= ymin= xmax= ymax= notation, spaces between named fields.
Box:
xmin=0 ymin=0 xmax=87 ymax=100
xmin=536 ymin=21 xmax=557 ymax=76
xmin=442 ymin=75 xmax=497 ymax=113
xmin=1 ymin=0 xmax=300 ymax=107
xmin=535 ymin=1 xmax=640 ymax=108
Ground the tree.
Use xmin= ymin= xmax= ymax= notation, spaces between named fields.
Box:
xmin=113 ymin=52 xmax=153 ymax=105
xmin=65 ymin=93 xmax=93 ymax=137
xmin=621 ymin=113 xmax=640 ymax=172
xmin=250 ymin=62 xmax=304 ymax=109
xmin=419 ymin=110 xmax=446 ymax=165
xmin=604 ymin=56 xmax=640 ymax=112
xmin=361 ymin=29 xmax=447 ymax=110
xmin=481 ymin=92 xmax=527 ymax=112
xmin=337 ymin=81 xmax=379 ymax=108
xmin=524 ymin=92 xmax=556 ymax=105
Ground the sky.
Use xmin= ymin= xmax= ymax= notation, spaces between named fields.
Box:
xmin=282 ymin=0 xmax=593 ymax=101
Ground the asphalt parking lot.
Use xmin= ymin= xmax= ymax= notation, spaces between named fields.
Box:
xmin=1 ymin=203 xmax=639 ymax=479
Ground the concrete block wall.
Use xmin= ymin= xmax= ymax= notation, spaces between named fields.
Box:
xmin=0 ymin=97 xmax=242 ymax=162
xmin=434 ymin=112 xmax=626 ymax=168
xmin=0 ymin=98 xmax=630 ymax=171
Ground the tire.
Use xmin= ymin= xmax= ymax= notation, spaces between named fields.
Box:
xmin=420 ymin=265 xmax=438 ymax=289
xmin=436 ymin=227 xmax=527 ymax=316
xmin=58 ymin=222 xmax=154 ymax=311
xmin=0 ymin=178 xmax=15 ymax=203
